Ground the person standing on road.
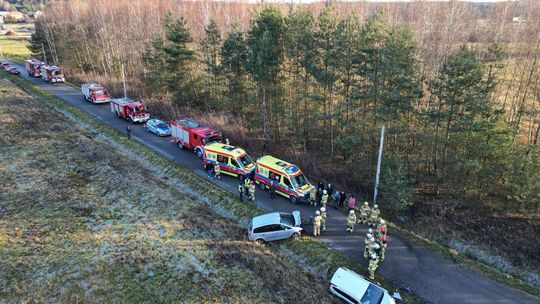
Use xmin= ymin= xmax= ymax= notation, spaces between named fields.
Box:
xmin=126 ymin=126 xmax=131 ymax=139
xmin=205 ymin=163 xmax=214 ymax=179
xmin=269 ymin=183 xmax=276 ymax=200
xmin=313 ymin=210 xmax=322 ymax=237
xmin=377 ymin=219 xmax=387 ymax=236
xmin=379 ymin=235 xmax=388 ymax=262
xmin=359 ymin=202 xmax=370 ymax=225
xmin=369 ymin=204 xmax=380 ymax=227
xmin=309 ymin=187 xmax=317 ymax=207
xmin=368 ymin=250 xmax=380 ymax=280
xmin=326 ymin=183 xmax=333 ymax=201
xmin=321 ymin=190 xmax=329 ymax=208
xmin=248 ymin=181 xmax=256 ymax=202
xmin=346 ymin=210 xmax=356 ymax=233
xmin=348 ymin=194 xmax=356 ymax=211
xmin=339 ymin=191 xmax=346 ymax=208
xmin=332 ymin=190 xmax=340 ymax=209
xmin=244 ymin=177 xmax=250 ymax=196
xmin=238 ymin=183 xmax=244 ymax=201
xmin=316 ymin=182 xmax=324 ymax=205
xmin=214 ymin=163 xmax=221 ymax=179
xmin=320 ymin=207 xmax=327 ymax=231
xmin=364 ymin=232 xmax=373 ymax=259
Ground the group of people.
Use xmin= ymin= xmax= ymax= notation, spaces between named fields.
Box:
xmin=309 ymin=182 xmax=389 ymax=280
xmin=237 ymin=177 xmax=257 ymax=202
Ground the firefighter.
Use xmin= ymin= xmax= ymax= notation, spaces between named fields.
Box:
xmin=313 ymin=210 xmax=322 ymax=237
xmin=244 ymin=178 xmax=250 ymax=195
xmin=126 ymin=126 xmax=131 ymax=139
xmin=379 ymin=235 xmax=388 ymax=262
xmin=346 ymin=210 xmax=356 ymax=233
xmin=269 ymin=183 xmax=276 ymax=200
xmin=248 ymin=181 xmax=256 ymax=201
xmin=369 ymin=204 xmax=380 ymax=227
xmin=213 ymin=163 xmax=221 ymax=179
xmin=320 ymin=207 xmax=327 ymax=231
xmin=368 ymin=252 xmax=380 ymax=280
xmin=359 ymin=202 xmax=370 ymax=224
xmin=309 ymin=187 xmax=317 ymax=207
xmin=238 ymin=183 xmax=244 ymax=201
xmin=321 ymin=190 xmax=329 ymax=208
xmin=377 ymin=219 xmax=387 ymax=236
xmin=225 ymin=138 xmax=230 ymax=145
xmin=363 ymin=232 xmax=373 ymax=259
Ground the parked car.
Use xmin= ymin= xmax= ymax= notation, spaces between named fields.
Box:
xmin=247 ymin=211 xmax=302 ymax=243
xmin=146 ymin=119 xmax=171 ymax=136
xmin=7 ymin=67 xmax=20 ymax=75
xmin=1 ymin=62 xmax=11 ymax=70
xmin=329 ymin=267 xmax=401 ymax=304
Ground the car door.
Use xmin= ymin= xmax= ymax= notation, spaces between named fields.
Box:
xmin=268 ymin=224 xmax=287 ymax=241
xmin=253 ymin=225 xmax=272 ymax=242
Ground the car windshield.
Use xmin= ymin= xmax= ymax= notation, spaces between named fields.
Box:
xmin=134 ymin=106 xmax=145 ymax=113
xmin=279 ymin=213 xmax=294 ymax=226
xmin=290 ymin=173 xmax=309 ymax=189
xmin=52 ymin=70 xmax=62 ymax=76
xmin=360 ymin=284 xmax=384 ymax=304
xmin=157 ymin=123 xmax=169 ymax=129
xmin=95 ymin=90 xmax=108 ymax=96
xmin=238 ymin=154 xmax=253 ymax=167
xmin=206 ymin=135 xmax=222 ymax=144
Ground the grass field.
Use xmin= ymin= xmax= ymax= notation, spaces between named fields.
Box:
xmin=0 ymin=35 xmax=30 ymax=64
xmin=0 ymin=77 xmax=342 ymax=303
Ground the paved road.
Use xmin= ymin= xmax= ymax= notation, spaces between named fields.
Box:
xmin=6 ymin=60 xmax=538 ymax=304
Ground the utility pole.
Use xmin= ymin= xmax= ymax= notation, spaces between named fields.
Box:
xmin=121 ymin=63 xmax=127 ymax=99
xmin=42 ymin=43 xmax=47 ymax=65
xmin=373 ymin=125 xmax=385 ymax=205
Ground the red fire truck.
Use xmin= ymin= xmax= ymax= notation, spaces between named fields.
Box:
xmin=24 ymin=59 xmax=44 ymax=77
xmin=170 ymin=119 xmax=223 ymax=158
xmin=81 ymin=83 xmax=111 ymax=104
xmin=40 ymin=65 xmax=65 ymax=84
xmin=110 ymin=97 xmax=150 ymax=123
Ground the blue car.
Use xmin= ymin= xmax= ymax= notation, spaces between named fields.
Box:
xmin=146 ymin=119 xmax=171 ymax=136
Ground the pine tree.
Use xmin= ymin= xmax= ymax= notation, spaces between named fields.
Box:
xmin=201 ymin=19 xmax=222 ymax=109
xmin=247 ymin=7 xmax=286 ymax=151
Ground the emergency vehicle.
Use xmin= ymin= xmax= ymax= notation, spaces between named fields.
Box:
xmin=40 ymin=65 xmax=65 ymax=83
xmin=170 ymin=119 xmax=223 ymax=158
xmin=81 ymin=83 xmax=111 ymax=104
xmin=24 ymin=59 xmax=44 ymax=77
xmin=255 ymin=155 xmax=314 ymax=203
xmin=202 ymin=142 xmax=256 ymax=180
xmin=110 ymin=97 xmax=150 ymax=123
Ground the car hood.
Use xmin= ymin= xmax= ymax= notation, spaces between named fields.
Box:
xmin=292 ymin=211 xmax=301 ymax=227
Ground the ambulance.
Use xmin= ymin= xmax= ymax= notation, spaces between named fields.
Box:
xmin=255 ymin=155 xmax=314 ymax=203
xmin=202 ymin=142 xmax=256 ymax=180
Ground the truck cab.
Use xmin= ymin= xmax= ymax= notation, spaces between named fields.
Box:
xmin=24 ymin=59 xmax=43 ymax=77
xmin=170 ymin=119 xmax=223 ymax=158
xmin=81 ymin=83 xmax=110 ymax=104
xmin=110 ymin=97 xmax=150 ymax=123
xmin=41 ymin=65 xmax=65 ymax=84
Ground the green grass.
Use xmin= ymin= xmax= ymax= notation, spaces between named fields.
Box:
xmin=0 ymin=35 xmax=30 ymax=64
xmin=1 ymin=71 xmax=420 ymax=302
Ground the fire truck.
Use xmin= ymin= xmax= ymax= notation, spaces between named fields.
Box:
xmin=81 ymin=83 xmax=111 ymax=104
xmin=110 ymin=97 xmax=150 ymax=123
xmin=24 ymin=59 xmax=44 ymax=77
xmin=40 ymin=65 xmax=65 ymax=84
xmin=170 ymin=119 xmax=223 ymax=158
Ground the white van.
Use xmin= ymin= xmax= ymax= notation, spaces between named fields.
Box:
xmin=329 ymin=267 xmax=400 ymax=304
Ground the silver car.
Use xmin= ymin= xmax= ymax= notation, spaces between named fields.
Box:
xmin=330 ymin=267 xmax=401 ymax=304
xmin=248 ymin=211 xmax=302 ymax=243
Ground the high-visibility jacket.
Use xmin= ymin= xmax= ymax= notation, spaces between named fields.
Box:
xmin=314 ymin=215 xmax=322 ymax=226
xmin=347 ymin=214 xmax=357 ymax=225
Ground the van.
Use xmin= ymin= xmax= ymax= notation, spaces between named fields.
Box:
xmin=202 ymin=142 xmax=255 ymax=180
xmin=248 ymin=211 xmax=302 ymax=243
xmin=255 ymin=155 xmax=314 ymax=203
xmin=329 ymin=267 xmax=400 ymax=304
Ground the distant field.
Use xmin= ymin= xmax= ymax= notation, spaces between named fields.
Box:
xmin=0 ymin=77 xmax=339 ymax=303
xmin=0 ymin=35 xmax=30 ymax=64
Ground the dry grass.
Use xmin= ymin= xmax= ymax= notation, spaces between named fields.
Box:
xmin=0 ymin=78 xmax=339 ymax=303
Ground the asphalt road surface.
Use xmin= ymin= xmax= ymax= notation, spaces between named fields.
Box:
xmin=6 ymin=60 xmax=538 ymax=304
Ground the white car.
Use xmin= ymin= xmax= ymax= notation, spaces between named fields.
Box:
xmin=146 ymin=119 xmax=171 ymax=136
xmin=248 ymin=211 xmax=303 ymax=243
xmin=329 ymin=267 xmax=401 ymax=304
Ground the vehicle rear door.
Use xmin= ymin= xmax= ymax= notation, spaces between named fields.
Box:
xmin=267 ymin=224 xmax=287 ymax=241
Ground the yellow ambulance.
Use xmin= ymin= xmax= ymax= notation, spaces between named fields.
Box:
xmin=255 ymin=155 xmax=314 ymax=203
xmin=202 ymin=142 xmax=255 ymax=180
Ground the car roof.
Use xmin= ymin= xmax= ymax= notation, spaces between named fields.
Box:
xmin=331 ymin=267 xmax=371 ymax=300
xmin=204 ymin=142 xmax=247 ymax=158
xmin=252 ymin=212 xmax=282 ymax=227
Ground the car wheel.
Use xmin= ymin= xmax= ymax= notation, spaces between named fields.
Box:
xmin=255 ymin=239 xmax=265 ymax=244
xmin=258 ymin=182 xmax=266 ymax=190
xmin=289 ymin=196 xmax=297 ymax=204
xmin=196 ymin=148 xmax=203 ymax=158
xmin=292 ymin=232 xmax=300 ymax=239
xmin=177 ymin=141 xmax=185 ymax=150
